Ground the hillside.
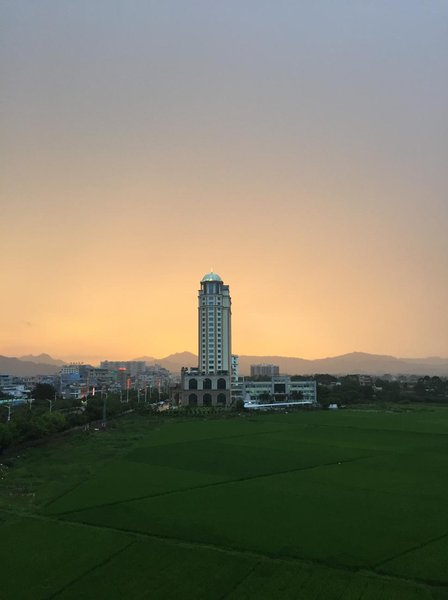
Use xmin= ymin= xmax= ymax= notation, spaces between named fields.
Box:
xmin=150 ymin=351 xmax=448 ymax=376
xmin=135 ymin=352 xmax=198 ymax=373
xmin=19 ymin=353 xmax=66 ymax=366
xmin=0 ymin=356 xmax=60 ymax=376
xmin=237 ymin=352 xmax=448 ymax=376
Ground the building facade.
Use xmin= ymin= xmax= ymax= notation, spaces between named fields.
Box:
xmin=232 ymin=376 xmax=317 ymax=408
xmin=181 ymin=272 xmax=232 ymax=407
xmin=100 ymin=361 xmax=146 ymax=377
xmin=250 ymin=363 xmax=280 ymax=377
xmin=198 ymin=272 xmax=232 ymax=374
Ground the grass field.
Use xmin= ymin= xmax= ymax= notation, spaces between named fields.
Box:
xmin=1 ymin=407 xmax=447 ymax=599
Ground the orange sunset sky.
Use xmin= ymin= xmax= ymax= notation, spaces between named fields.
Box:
xmin=1 ymin=1 xmax=447 ymax=364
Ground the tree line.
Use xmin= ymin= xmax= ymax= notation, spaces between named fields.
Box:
xmin=311 ymin=374 xmax=448 ymax=408
xmin=0 ymin=383 xmax=166 ymax=452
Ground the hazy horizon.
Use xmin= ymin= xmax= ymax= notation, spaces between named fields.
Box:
xmin=2 ymin=1 xmax=447 ymax=361
xmin=6 ymin=349 xmax=448 ymax=367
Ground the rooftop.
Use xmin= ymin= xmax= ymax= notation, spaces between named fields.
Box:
xmin=201 ymin=271 xmax=223 ymax=283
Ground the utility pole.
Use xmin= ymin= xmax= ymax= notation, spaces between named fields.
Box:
xmin=48 ymin=398 xmax=53 ymax=412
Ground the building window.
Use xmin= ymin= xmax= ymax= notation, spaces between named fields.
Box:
xmin=188 ymin=394 xmax=198 ymax=406
xmin=188 ymin=379 xmax=198 ymax=390
xmin=203 ymin=393 xmax=212 ymax=407
xmin=217 ymin=378 xmax=226 ymax=390
xmin=203 ymin=378 xmax=212 ymax=390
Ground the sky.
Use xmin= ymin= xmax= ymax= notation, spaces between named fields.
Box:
xmin=1 ymin=1 xmax=447 ymax=363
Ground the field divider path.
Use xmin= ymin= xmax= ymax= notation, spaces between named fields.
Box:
xmin=373 ymin=530 xmax=448 ymax=570
xmin=131 ymin=424 xmax=316 ymax=449
xmin=46 ymin=539 xmax=136 ymax=599
xmin=54 ymin=455 xmax=370 ymax=517
xmin=1 ymin=507 xmax=442 ymax=595
xmin=218 ymin=561 xmax=261 ymax=599
xmin=306 ymin=423 xmax=448 ymax=438
xmin=44 ymin=476 xmax=96 ymax=512
xmin=40 ymin=424 xmax=338 ymax=513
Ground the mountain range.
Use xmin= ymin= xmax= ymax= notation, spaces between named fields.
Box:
xmin=19 ymin=353 xmax=66 ymax=366
xmin=1 ymin=351 xmax=447 ymax=377
xmin=138 ymin=352 xmax=448 ymax=376
xmin=0 ymin=356 xmax=61 ymax=376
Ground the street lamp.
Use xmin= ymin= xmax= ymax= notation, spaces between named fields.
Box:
xmin=3 ymin=400 xmax=12 ymax=422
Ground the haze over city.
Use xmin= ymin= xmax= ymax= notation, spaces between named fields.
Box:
xmin=2 ymin=1 xmax=447 ymax=364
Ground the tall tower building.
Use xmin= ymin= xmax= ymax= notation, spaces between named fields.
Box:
xmin=180 ymin=272 xmax=233 ymax=407
xmin=198 ymin=272 xmax=232 ymax=375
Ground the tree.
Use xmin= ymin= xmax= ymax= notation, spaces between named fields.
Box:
xmin=12 ymin=414 xmax=48 ymax=442
xmin=32 ymin=383 xmax=56 ymax=402
xmin=259 ymin=393 xmax=271 ymax=403
xmin=313 ymin=374 xmax=339 ymax=386
xmin=235 ymin=399 xmax=245 ymax=411
xmin=41 ymin=412 xmax=66 ymax=433
xmin=0 ymin=423 xmax=12 ymax=452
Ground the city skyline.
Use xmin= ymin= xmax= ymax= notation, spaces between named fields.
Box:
xmin=2 ymin=2 xmax=447 ymax=362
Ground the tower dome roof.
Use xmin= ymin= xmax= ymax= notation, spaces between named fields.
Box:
xmin=201 ymin=271 xmax=223 ymax=283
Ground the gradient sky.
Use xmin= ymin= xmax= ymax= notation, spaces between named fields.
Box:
xmin=1 ymin=1 xmax=447 ymax=363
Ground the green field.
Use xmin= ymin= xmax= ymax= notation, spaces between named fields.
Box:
xmin=1 ymin=408 xmax=447 ymax=599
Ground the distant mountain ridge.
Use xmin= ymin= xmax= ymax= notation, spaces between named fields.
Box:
xmin=1 ymin=351 xmax=447 ymax=377
xmin=236 ymin=352 xmax=448 ymax=376
xmin=20 ymin=353 xmax=66 ymax=366
xmin=0 ymin=356 xmax=61 ymax=376
xmin=144 ymin=351 xmax=448 ymax=377
xmin=134 ymin=352 xmax=197 ymax=373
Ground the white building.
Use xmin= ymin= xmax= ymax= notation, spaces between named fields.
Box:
xmin=233 ymin=377 xmax=317 ymax=409
xmin=0 ymin=384 xmax=30 ymax=400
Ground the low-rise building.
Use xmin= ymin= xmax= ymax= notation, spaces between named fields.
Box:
xmin=238 ymin=376 xmax=317 ymax=408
